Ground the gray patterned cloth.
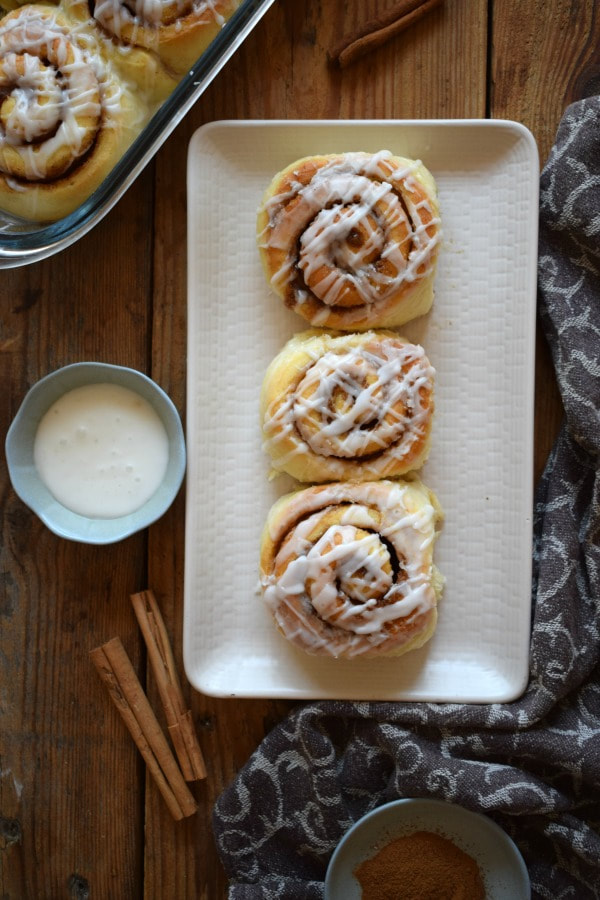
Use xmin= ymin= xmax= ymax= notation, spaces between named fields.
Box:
xmin=212 ymin=98 xmax=600 ymax=899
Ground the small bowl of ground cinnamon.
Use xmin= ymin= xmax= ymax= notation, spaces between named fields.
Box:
xmin=324 ymin=798 xmax=530 ymax=900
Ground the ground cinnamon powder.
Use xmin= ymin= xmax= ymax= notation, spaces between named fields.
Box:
xmin=354 ymin=829 xmax=486 ymax=900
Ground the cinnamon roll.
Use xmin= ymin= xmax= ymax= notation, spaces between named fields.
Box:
xmin=260 ymin=329 xmax=435 ymax=484
xmin=61 ymin=0 xmax=178 ymax=103
xmin=0 ymin=4 xmax=148 ymax=222
xmin=259 ymin=479 xmax=444 ymax=659
xmin=257 ymin=151 xmax=441 ymax=331
xmin=66 ymin=0 xmax=242 ymax=78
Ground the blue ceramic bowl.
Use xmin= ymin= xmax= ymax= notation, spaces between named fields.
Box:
xmin=325 ymin=798 xmax=530 ymax=900
xmin=5 ymin=362 xmax=186 ymax=544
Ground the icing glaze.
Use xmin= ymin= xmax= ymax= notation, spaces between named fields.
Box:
xmin=34 ymin=382 xmax=169 ymax=519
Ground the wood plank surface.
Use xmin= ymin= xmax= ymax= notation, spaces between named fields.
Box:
xmin=0 ymin=178 xmax=155 ymax=897
xmin=1 ymin=0 xmax=598 ymax=897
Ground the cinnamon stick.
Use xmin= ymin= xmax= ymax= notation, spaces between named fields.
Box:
xmin=90 ymin=637 xmax=198 ymax=821
xmin=130 ymin=590 xmax=206 ymax=782
xmin=328 ymin=0 xmax=444 ymax=69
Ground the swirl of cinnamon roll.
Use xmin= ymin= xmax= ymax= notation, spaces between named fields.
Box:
xmin=259 ymin=479 xmax=444 ymax=659
xmin=261 ymin=330 xmax=435 ymax=484
xmin=257 ymin=151 xmax=441 ymax=331
xmin=0 ymin=4 xmax=148 ymax=222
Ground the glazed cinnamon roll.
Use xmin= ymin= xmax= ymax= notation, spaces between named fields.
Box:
xmin=0 ymin=4 xmax=148 ymax=222
xmin=65 ymin=0 xmax=242 ymax=78
xmin=257 ymin=151 xmax=441 ymax=331
xmin=61 ymin=0 xmax=179 ymax=102
xmin=259 ymin=479 xmax=444 ymax=659
xmin=260 ymin=329 xmax=435 ymax=484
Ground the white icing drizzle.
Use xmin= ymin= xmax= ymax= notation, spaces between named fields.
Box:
xmin=4 ymin=175 xmax=26 ymax=191
xmin=259 ymin=151 xmax=441 ymax=318
xmin=0 ymin=7 xmax=124 ymax=185
xmin=263 ymin=334 xmax=435 ymax=481
xmin=261 ymin=480 xmax=439 ymax=658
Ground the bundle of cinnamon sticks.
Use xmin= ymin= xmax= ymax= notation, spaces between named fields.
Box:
xmin=329 ymin=0 xmax=445 ymax=69
xmin=90 ymin=590 xmax=206 ymax=821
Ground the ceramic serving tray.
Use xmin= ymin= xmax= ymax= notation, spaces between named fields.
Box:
xmin=184 ymin=119 xmax=539 ymax=702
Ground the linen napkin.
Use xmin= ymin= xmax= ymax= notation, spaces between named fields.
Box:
xmin=212 ymin=97 xmax=600 ymax=899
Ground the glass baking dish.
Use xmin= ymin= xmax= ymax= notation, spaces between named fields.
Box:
xmin=0 ymin=0 xmax=275 ymax=268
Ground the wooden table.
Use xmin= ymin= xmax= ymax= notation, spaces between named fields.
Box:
xmin=1 ymin=1 xmax=596 ymax=896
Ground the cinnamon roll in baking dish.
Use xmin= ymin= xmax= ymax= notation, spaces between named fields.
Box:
xmin=260 ymin=329 xmax=435 ymax=484
xmin=64 ymin=0 xmax=242 ymax=78
xmin=61 ymin=0 xmax=179 ymax=102
xmin=259 ymin=479 xmax=443 ymax=659
xmin=0 ymin=4 xmax=147 ymax=222
xmin=0 ymin=0 xmax=241 ymax=220
xmin=257 ymin=151 xmax=441 ymax=331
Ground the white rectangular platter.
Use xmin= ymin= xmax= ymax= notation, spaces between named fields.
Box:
xmin=184 ymin=119 xmax=539 ymax=702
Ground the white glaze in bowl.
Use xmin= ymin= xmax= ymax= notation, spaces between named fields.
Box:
xmin=6 ymin=362 xmax=186 ymax=544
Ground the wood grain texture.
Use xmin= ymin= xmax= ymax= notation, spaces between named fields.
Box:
xmin=1 ymin=0 xmax=596 ymax=897
xmin=0 ymin=177 xmax=155 ymax=898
